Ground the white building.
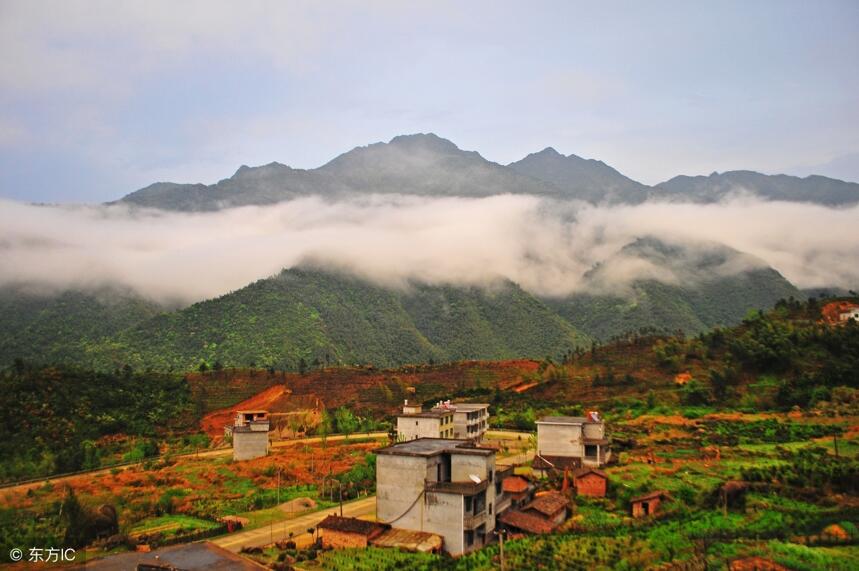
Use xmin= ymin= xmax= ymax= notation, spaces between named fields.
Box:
xmin=840 ymin=308 xmax=859 ymax=322
xmin=433 ymin=402 xmax=490 ymax=442
xmin=375 ymin=439 xmax=511 ymax=556
xmin=533 ymin=412 xmax=610 ymax=472
xmin=397 ymin=401 xmax=456 ymax=441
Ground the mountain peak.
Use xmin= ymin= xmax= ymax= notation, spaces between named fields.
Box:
xmin=387 ymin=133 xmax=461 ymax=153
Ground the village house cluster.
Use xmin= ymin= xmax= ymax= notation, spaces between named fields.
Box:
xmin=224 ymin=398 xmax=672 ymax=557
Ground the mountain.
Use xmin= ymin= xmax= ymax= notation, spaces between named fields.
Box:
xmin=74 ymin=269 xmax=589 ymax=371
xmin=118 ymin=134 xmax=859 ymax=211
xmin=0 ymin=285 xmax=162 ymax=366
xmin=507 ymin=147 xmax=650 ymax=204
xmin=317 ymin=133 xmax=554 ymax=198
xmin=120 ymin=134 xmax=556 ymax=211
xmin=653 ymin=170 xmax=859 ymax=206
xmin=542 ymin=238 xmax=800 ymax=341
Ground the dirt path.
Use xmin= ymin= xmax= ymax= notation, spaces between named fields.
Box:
xmin=211 ymin=496 xmax=377 ymax=552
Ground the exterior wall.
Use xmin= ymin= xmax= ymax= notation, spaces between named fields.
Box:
xmin=321 ymin=530 xmax=368 ymax=549
xmin=537 ymin=423 xmax=583 ymax=457
xmin=632 ymin=497 xmax=662 ymax=518
xmin=377 ymin=455 xmax=429 ymax=534
xmin=397 ymin=417 xmax=441 ymax=440
xmin=575 ymin=474 xmax=607 ymax=497
xmin=397 ymin=415 xmax=454 ymax=440
xmin=582 ymin=423 xmax=604 ymax=439
xmin=841 ymin=309 xmax=859 ymax=322
xmin=232 ymin=431 xmax=269 ymax=461
xmin=423 ymin=492 xmax=465 ymax=555
xmin=451 ymin=407 xmax=489 ymax=440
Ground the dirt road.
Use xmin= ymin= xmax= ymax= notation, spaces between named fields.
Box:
xmin=211 ymin=496 xmax=377 ymax=552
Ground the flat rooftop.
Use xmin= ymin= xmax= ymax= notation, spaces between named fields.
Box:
xmin=432 ymin=403 xmax=489 ymax=412
xmin=450 ymin=403 xmax=489 ymax=410
xmin=399 ymin=409 xmax=453 ymax=419
xmin=376 ymin=438 xmax=495 ymax=457
xmin=537 ymin=416 xmax=599 ymax=424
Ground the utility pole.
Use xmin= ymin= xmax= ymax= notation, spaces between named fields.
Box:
xmin=339 ymin=481 xmax=343 ymax=516
xmin=494 ymin=528 xmax=506 ymax=571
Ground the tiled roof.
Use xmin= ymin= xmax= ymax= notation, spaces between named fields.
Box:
xmin=370 ymin=528 xmax=443 ymax=553
xmin=317 ymin=515 xmax=388 ymax=536
xmin=525 ymin=491 xmax=569 ymax=517
xmin=502 ymin=476 xmax=531 ymax=494
xmin=573 ymin=468 xmax=608 ymax=479
xmin=498 ymin=510 xmax=556 ymax=534
xmin=630 ymin=490 xmax=671 ymax=503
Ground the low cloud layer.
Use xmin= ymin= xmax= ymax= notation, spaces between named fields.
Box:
xmin=1 ymin=195 xmax=857 ymax=304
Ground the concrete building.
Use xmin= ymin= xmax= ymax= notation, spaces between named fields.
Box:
xmin=533 ymin=412 xmax=610 ymax=472
xmin=434 ymin=402 xmax=490 ymax=441
xmin=375 ymin=438 xmax=500 ymax=556
xmin=397 ymin=401 xmax=456 ymax=441
xmin=231 ymin=410 xmax=270 ymax=461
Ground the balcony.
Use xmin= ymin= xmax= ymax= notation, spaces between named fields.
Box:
xmin=463 ymin=510 xmax=487 ymax=529
xmin=495 ymin=494 xmax=512 ymax=515
xmin=425 ymin=479 xmax=488 ymax=495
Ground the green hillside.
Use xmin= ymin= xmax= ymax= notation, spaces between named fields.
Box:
xmin=0 ymin=286 xmax=162 ymax=366
xmin=81 ymin=269 xmax=588 ymax=371
xmin=546 ymin=238 xmax=800 ymax=341
xmin=550 ymin=268 xmax=799 ymax=341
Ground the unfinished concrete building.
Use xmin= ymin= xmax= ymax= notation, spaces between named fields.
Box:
xmin=375 ymin=438 xmax=502 ymax=556
xmin=231 ymin=410 xmax=270 ymax=461
xmin=533 ymin=412 xmax=611 ymax=473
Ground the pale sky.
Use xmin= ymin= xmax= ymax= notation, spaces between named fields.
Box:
xmin=1 ymin=0 xmax=857 ymax=203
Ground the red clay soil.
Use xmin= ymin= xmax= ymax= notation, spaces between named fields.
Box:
xmin=196 ymin=360 xmax=541 ymax=437
xmin=729 ymin=557 xmax=790 ymax=571
xmin=201 ymin=384 xmax=289 ymax=438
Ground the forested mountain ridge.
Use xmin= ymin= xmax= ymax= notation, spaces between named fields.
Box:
xmin=1 ymin=254 xmax=800 ymax=371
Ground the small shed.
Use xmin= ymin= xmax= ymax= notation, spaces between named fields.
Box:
xmin=573 ymin=468 xmax=608 ymax=498
xmin=498 ymin=509 xmax=557 ymax=535
xmin=522 ymin=491 xmax=569 ymax=525
xmin=317 ymin=515 xmax=389 ymax=549
xmin=630 ymin=490 xmax=670 ymax=518
xmin=502 ymin=475 xmax=534 ymax=507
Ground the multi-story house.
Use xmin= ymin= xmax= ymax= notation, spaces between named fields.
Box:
xmin=397 ymin=401 xmax=456 ymax=441
xmin=533 ymin=412 xmax=610 ymax=473
xmin=433 ymin=402 xmax=490 ymax=441
xmin=375 ymin=438 xmax=506 ymax=555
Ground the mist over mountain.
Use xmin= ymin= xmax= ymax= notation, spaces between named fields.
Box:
xmin=543 ymin=238 xmax=799 ymax=341
xmin=653 ymin=170 xmax=859 ymax=206
xmin=3 ymin=133 xmax=858 ymax=369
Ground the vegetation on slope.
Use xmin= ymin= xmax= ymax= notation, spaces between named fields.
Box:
xmin=0 ymin=285 xmax=161 ymax=367
xmin=82 ymin=269 xmax=588 ymax=371
xmin=0 ymin=363 xmax=196 ymax=482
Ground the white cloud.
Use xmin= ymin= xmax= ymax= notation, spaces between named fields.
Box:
xmin=1 ymin=194 xmax=856 ymax=304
